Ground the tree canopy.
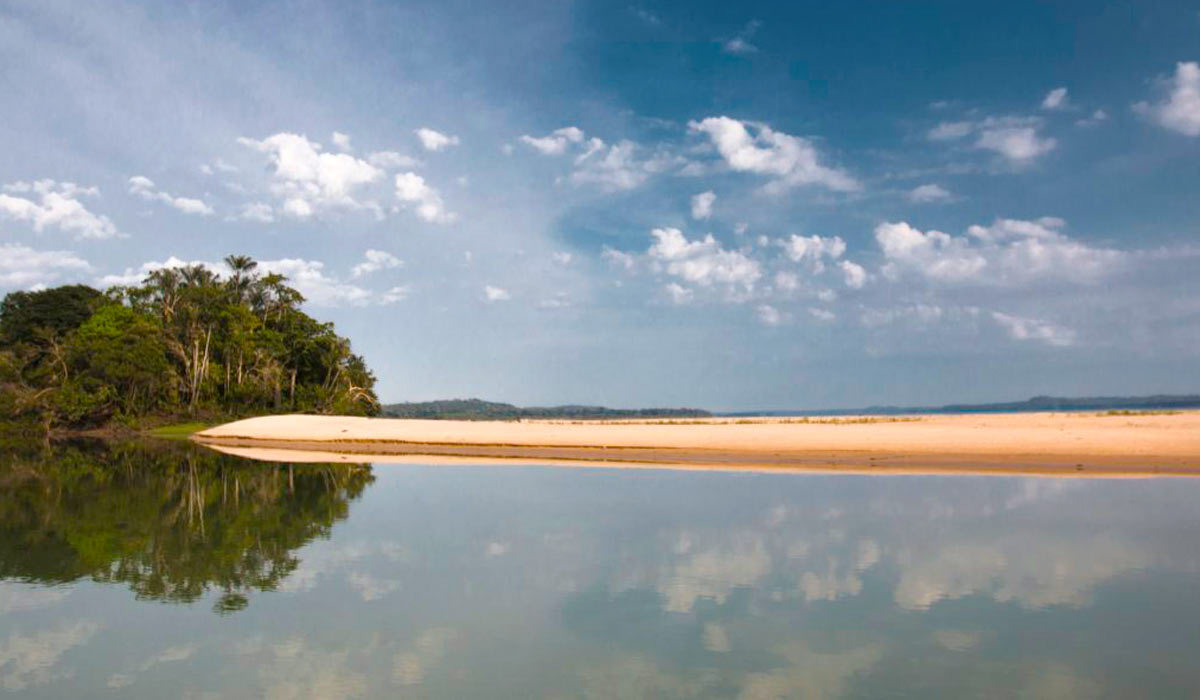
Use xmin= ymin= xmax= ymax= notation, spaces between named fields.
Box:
xmin=0 ymin=256 xmax=378 ymax=429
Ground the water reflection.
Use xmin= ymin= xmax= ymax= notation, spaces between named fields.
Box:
xmin=1 ymin=442 xmax=1199 ymax=697
xmin=0 ymin=440 xmax=372 ymax=612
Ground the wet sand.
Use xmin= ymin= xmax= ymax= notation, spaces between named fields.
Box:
xmin=192 ymin=412 xmax=1200 ymax=476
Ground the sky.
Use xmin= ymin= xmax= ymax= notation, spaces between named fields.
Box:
xmin=1 ymin=0 xmax=1199 ymax=410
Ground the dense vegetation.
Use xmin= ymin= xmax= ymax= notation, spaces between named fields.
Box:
xmin=0 ymin=255 xmax=378 ymax=432
xmin=0 ymin=440 xmax=372 ymax=613
xmin=383 ymin=398 xmax=711 ymax=420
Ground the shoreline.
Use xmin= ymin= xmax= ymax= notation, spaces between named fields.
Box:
xmin=193 ymin=412 xmax=1200 ymax=476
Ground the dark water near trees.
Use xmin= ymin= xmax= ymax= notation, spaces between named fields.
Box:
xmin=2 ymin=441 xmax=1199 ymax=698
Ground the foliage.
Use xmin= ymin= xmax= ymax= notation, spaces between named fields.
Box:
xmin=0 ymin=255 xmax=379 ymax=429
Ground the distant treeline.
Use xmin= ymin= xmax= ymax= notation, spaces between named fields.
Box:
xmin=382 ymin=398 xmax=711 ymax=420
xmin=0 ymin=256 xmax=378 ymax=432
xmin=722 ymin=394 xmax=1200 ymax=417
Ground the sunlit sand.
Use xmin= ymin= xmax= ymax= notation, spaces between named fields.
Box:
xmin=193 ymin=411 xmax=1200 ymax=476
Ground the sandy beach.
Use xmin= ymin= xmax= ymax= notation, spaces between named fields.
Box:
xmin=192 ymin=411 xmax=1200 ymax=476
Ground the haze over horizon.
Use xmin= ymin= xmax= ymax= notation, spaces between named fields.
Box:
xmin=2 ymin=1 xmax=1198 ymax=411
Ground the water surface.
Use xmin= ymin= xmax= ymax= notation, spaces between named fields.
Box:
xmin=2 ymin=440 xmax=1199 ymax=698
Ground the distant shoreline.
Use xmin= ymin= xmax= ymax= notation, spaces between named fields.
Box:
xmin=193 ymin=411 xmax=1200 ymax=476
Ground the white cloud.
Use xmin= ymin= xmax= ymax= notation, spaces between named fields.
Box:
xmin=97 ymin=256 xmax=226 ymax=287
xmin=975 ymin=123 xmax=1056 ymax=162
xmin=756 ymin=304 xmax=783 ymax=325
xmin=721 ymin=20 xmax=760 ymax=55
xmin=839 ymin=260 xmax=867 ymax=289
xmin=414 ymin=127 xmax=460 ymax=152
xmin=648 ymin=227 xmax=762 ymax=292
xmin=380 ymin=285 xmax=410 ymax=304
xmin=351 ymin=249 xmax=403 ymax=278
xmin=690 ymin=190 xmax=716 ymax=220
xmin=0 ymin=244 xmax=91 ymax=288
xmin=331 ymin=131 xmax=352 ymax=151
xmin=688 ymin=116 xmax=859 ymax=192
xmin=907 ymin=183 xmax=952 ymax=203
xmin=991 ymin=311 xmax=1076 ymax=347
xmin=484 ymin=285 xmax=510 ymax=302
xmin=664 ymin=282 xmax=694 ymax=305
xmin=1075 ymin=109 xmax=1108 ymax=127
xmin=780 ymin=234 xmax=846 ymax=271
xmin=602 ymin=247 xmax=636 ymax=270
xmin=0 ymin=179 xmax=119 ymax=239
xmin=876 ymin=217 xmax=1122 ymax=285
xmin=552 ymin=251 xmax=572 ymax=265
xmin=1133 ymin=61 xmax=1200 ymax=136
xmin=238 ymin=201 xmax=275 ymax=223
xmin=520 ymin=126 xmax=585 ymax=155
xmin=928 ymin=117 xmax=1056 ymax=163
xmin=1041 ymin=87 xmax=1068 ymax=110
xmin=238 ymin=132 xmax=383 ymax=217
xmin=569 ymin=139 xmax=659 ymax=190
xmin=366 ymin=151 xmax=422 ymax=169
xmin=394 ymin=172 xmax=455 ymax=223
xmin=0 ymin=622 xmax=99 ymax=691
xmin=809 ymin=307 xmax=836 ymax=321
xmin=927 ymin=121 xmax=973 ymax=141
xmin=128 ymin=175 xmax=214 ymax=216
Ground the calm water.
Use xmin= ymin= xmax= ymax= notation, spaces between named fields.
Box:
xmin=2 ymin=441 xmax=1200 ymax=698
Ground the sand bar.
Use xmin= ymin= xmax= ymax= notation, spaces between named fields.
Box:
xmin=193 ymin=412 xmax=1200 ymax=476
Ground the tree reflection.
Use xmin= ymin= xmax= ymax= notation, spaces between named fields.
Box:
xmin=0 ymin=440 xmax=372 ymax=612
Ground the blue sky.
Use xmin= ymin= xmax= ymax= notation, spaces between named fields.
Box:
xmin=1 ymin=0 xmax=1198 ymax=409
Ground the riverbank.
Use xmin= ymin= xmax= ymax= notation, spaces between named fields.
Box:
xmin=192 ymin=412 xmax=1200 ymax=476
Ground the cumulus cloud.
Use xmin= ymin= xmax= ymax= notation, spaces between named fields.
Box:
xmin=331 ymin=131 xmax=352 ymax=151
xmin=1041 ymin=87 xmax=1068 ymax=110
xmin=1133 ymin=61 xmax=1200 ymax=136
xmin=128 ymin=176 xmax=214 ymax=216
xmin=779 ymin=234 xmax=846 ymax=272
xmin=664 ymin=282 xmax=694 ymax=305
xmin=907 ymin=183 xmax=952 ymax=203
xmin=690 ymin=190 xmax=716 ymax=220
xmin=0 ymin=244 xmax=91 ymax=288
xmin=520 ymin=126 xmax=585 ymax=155
xmin=875 ymin=217 xmax=1120 ymax=285
xmin=1075 ymin=109 xmax=1108 ymax=127
xmin=648 ymin=227 xmax=762 ymax=294
xmin=552 ymin=251 xmax=572 ymax=265
xmin=414 ymin=127 xmax=460 ymax=152
xmin=975 ymin=120 xmax=1057 ymax=162
xmin=721 ymin=20 xmax=761 ymax=55
xmin=0 ymin=180 xmax=119 ymax=239
xmin=927 ymin=117 xmax=1056 ymax=163
xmin=380 ymin=285 xmax=410 ymax=304
xmin=602 ymin=247 xmax=636 ymax=270
xmin=688 ymin=116 xmax=859 ymax=192
xmin=238 ymin=132 xmax=383 ymax=218
xmin=839 ymin=260 xmax=867 ymax=289
xmin=756 ymin=304 xmax=783 ymax=325
xmin=927 ymin=121 xmax=973 ymax=141
xmin=351 ymin=249 xmax=403 ymax=278
xmin=394 ymin=172 xmax=455 ymax=223
xmin=570 ymin=138 xmax=666 ymax=190
xmin=484 ymin=285 xmax=510 ymax=302
xmin=991 ymin=311 xmax=1076 ymax=347
xmin=366 ymin=151 xmax=422 ymax=169
xmin=237 ymin=202 xmax=275 ymax=223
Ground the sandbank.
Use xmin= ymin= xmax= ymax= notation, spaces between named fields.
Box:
xmin=192 ymin=412 xmax=1200 ymax=476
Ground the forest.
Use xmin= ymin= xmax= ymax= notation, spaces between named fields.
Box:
xmin=0 ymin=255 xmax=378 ymax=432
